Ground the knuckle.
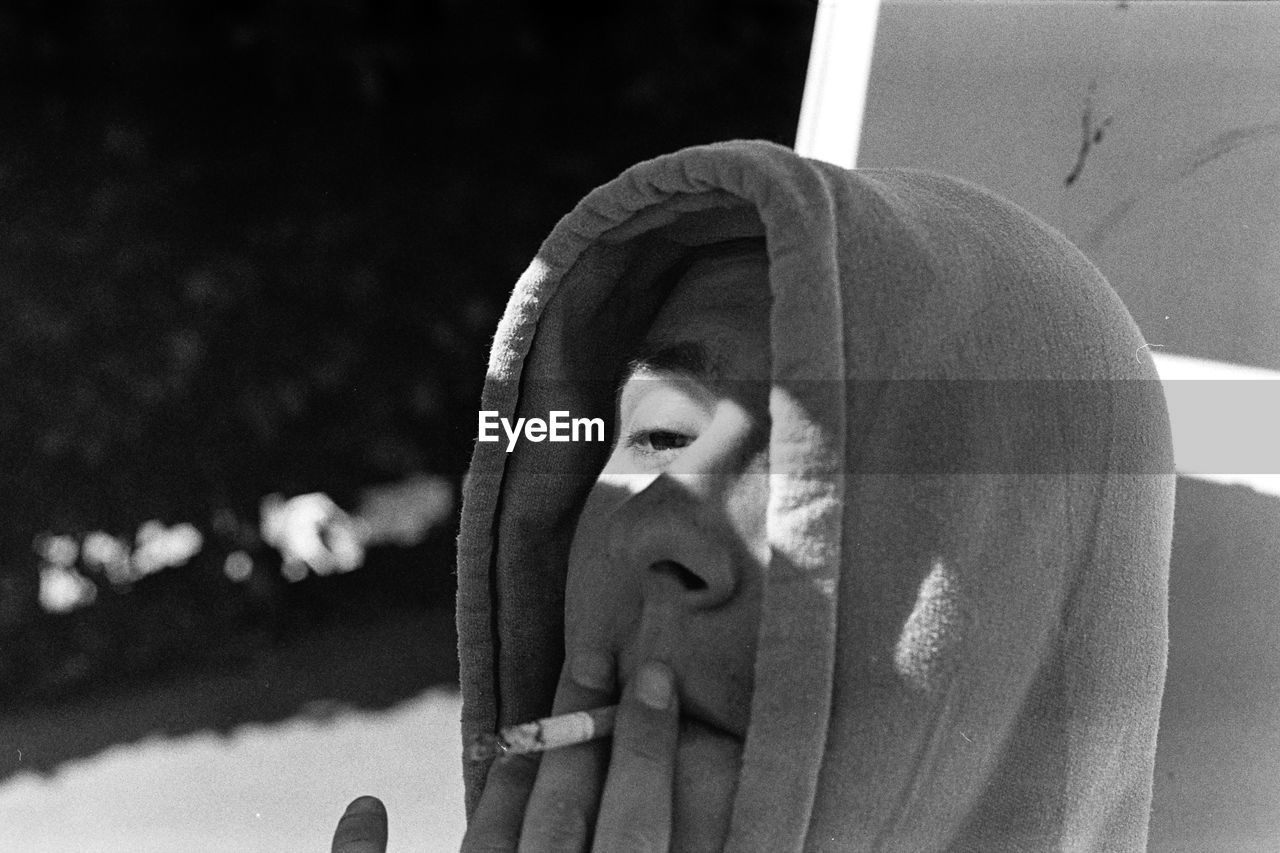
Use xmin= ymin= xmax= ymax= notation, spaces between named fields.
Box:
xmin=519 ymin=793 xmax=590 ymax=852
xmin=461 ymin=818 xmax=520 ymax=853
xmin=461 ymin=833 xmax=516 ymax=853
xmin=491 ymin=752 xmax=541 ymax=785
xmin=599 ymin=824 xmax=666 ymax=853
xmin=615 ymin=717 xmax=676 ymax=764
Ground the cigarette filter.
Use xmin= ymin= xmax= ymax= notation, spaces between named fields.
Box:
xmin=465 ymin=705 xmax=617 ymax=762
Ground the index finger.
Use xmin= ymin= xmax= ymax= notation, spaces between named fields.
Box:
xmin=461 ymin=752 xmax=540 ymax=852
xmin=515 ymin=650 xmax=618 ymax=851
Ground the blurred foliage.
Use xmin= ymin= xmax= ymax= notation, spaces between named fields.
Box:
xmin=0 ymin=0 xmax=813 ymax=701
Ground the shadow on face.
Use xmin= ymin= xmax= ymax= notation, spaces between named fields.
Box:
xmin=562 ymin=248 xmax=772 ymax=847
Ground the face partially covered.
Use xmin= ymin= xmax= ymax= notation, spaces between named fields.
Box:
xmin=564 ymin=247 xmax=772 ymax=846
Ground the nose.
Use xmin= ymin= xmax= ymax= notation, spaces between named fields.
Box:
xmin=606 ymin=472 xmax=744 ymax=610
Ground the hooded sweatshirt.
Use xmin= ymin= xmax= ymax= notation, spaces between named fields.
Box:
xmin=456 ymin=140 xmax=1175 ymax=851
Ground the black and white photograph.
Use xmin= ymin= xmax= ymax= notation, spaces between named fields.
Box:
xmin=1 ymin=1 xmax=1278 ymax=850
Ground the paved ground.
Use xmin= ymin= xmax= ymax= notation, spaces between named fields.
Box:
xmin=0 ymin=690 xmax=466 ymax=852
xmin=0 ymin=609 xmax=467 ymax=852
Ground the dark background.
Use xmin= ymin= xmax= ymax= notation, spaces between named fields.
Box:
xmin=0 ymin=1 xmax=814 ymax=716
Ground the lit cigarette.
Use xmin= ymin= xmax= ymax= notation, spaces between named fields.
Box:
xmin=465 ymin=705 xmax=617 ymax=762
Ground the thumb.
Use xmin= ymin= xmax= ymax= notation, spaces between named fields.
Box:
xmin=331 ymin=796 xmax=388 ymax=853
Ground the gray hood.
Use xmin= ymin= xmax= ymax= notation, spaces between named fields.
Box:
xmin=457 ymin=140 xmax=1175 ymax=851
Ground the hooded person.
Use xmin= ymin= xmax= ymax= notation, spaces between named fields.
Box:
xmin=435 ymin=140 xmax=1175 ymax=852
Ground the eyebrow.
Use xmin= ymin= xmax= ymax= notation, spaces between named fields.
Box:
xmin=620 ymin=341 xmax=717 ymax=386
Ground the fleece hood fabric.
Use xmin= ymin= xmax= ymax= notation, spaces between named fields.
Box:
xmin=456 ymin=140 xmax=1175 ymax=851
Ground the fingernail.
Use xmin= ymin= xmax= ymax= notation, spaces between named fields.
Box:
xmin=636 ymin=661 xmax=672 ymax=709
xmin=570 ymin=650 xmax=614 ymax=692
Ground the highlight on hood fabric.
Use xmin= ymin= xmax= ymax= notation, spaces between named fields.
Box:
xmin=456 ymin=140 xmax=1175 ymax=851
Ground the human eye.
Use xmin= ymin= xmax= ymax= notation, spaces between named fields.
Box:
xmin=609 ymin=375 xmax=712 ymax=470
xmin=626 ymin=428 xmax=695 ymax=456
